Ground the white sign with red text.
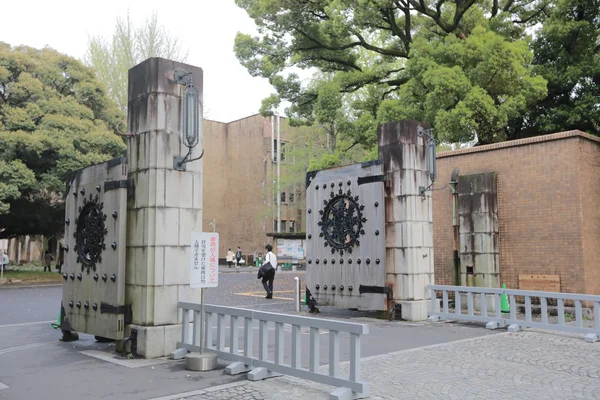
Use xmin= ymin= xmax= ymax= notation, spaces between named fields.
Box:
xmin=190 ymin=232 xmax=219 ymax=288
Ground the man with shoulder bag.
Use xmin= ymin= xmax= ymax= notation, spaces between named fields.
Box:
xmin=257 ymin=244 xmax=276 ymax=299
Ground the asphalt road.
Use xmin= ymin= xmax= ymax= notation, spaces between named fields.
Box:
xmin=0 ymin=269 xmax=496 ymax=400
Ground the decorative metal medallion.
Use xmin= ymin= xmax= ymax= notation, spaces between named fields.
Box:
xmin=318 ymin=186 xmax=367 ymax=255
xmin=73 ymin=193 xmax=107 ymax=273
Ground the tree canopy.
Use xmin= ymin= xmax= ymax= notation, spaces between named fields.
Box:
xmin=234 ymin=0 xmax=598 ymax=152
xmin=86 ymin=12 xmax=188 ymax=114
xmin=512 ymin=0 xmax=600 ymax=137
xmin=0 ymin=42 xmax=126 ymax=238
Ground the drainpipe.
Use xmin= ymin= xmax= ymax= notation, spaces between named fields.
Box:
xmin=271 ymin=116 xmax=275 ymax=229
xmin=449 ymin=168 xmax=460 ymax=286
xmin=276 ymin=113 xmax=281 ymax=233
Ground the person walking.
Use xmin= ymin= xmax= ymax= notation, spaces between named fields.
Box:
xmin=0 ymin=251 xmax=8 ymax=277
xmin=235 ymin=247 xmax=243 ymax=270
xmin=43 ymin=250 xmax=54 ymax=272
xmin=226 ymin=248 xmax=234 ymax=268
xmin=56 ymin=245 xmax=65 ymax=274
xmin=257 ymin=244 xmax=276 ymax=299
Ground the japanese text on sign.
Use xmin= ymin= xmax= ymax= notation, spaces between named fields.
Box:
xmin=190 ymin=232 xmax=219 ymax=288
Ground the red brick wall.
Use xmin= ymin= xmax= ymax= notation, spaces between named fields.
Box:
xmin=434 ymin=131 xmax=600 ymax=294
xmin=579 ymin=138 xmax=600 ymax=294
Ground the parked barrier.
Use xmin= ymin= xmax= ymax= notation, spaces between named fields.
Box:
xmin=177 ymin=302 xmax=369 ymax=399
xmin=427 ymin=285 xmax=600 ymax=343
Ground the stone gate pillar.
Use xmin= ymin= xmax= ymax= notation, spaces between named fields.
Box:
xmin=125 ymin=58 xmax=204 ymax=358
xmin=378 ymin=121 xmax=434 ymax=321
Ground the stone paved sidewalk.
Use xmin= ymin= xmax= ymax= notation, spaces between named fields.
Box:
xmin=158 ymin=330 xmax=600 ymax=400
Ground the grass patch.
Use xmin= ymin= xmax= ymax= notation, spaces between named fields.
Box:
xmin=2 ymin=269 xmax=63 ymax=284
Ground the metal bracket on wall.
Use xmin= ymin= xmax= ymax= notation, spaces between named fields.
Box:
xmin=100 ymin=303 xmax=133 ymax=324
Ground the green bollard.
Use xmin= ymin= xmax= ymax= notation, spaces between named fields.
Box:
xmin=501 ymin=283 xmax=510 ymax=313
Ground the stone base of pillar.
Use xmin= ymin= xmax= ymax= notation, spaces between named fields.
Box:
xmin=121 ymin=324 xmax=182 ymax=359
xmin=397 ymin=300 xmax=431 ymax=321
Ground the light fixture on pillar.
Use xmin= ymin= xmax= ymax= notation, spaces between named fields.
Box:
xmin=417 ymin=126 xmax=446 ymax=197
xmin=174 ymin=69 xmax=204 ymax=171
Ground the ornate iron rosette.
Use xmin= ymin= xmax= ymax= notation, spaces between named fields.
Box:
xmin=318 ymin=187 xmax=367 ymax=255
xmin=73 ymin=193 xmax=107 ymax=273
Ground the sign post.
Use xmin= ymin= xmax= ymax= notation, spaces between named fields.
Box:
xmin=190 ymin=232 xmax=218 ymax=361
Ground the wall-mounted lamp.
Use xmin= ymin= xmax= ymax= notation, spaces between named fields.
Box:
xmin=173 ymin=69 xmax=204 ymax=171
xmin=418 ymin=126 xmax=446 ymax=197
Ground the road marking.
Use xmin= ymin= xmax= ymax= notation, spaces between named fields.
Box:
xmin=233 ymin=290 xmax=294 ymax=301
xmin=0 ymin=381 xmax=8 ymax=390
xmin=235 ymin=301 xmax=291 ymax=308
xmin=233 ymin=293 xmax=293 ymax=301
xmin=0 ymin=320 xmax=54 ymax=329
xmin=0 ymin=341 xmax=52 ymax=356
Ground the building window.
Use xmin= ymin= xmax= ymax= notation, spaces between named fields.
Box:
xmin=281 ymin=220 xmax=287 ymax=232
xmin=281 ymin=191 xmax=286 ymax=203
xmin=289 ymin=191 xmax=295 ymax=204
xmin=289 ymin=221 xmax=295 ymax=233
xmin=274 ymin=219 xmax=278 ymax=232
xmin=273 ymin=140 xmax=288 ymax=163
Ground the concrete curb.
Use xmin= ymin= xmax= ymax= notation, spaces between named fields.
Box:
xmin=147 ymin=379 xmax=249 ymax=400
xmin=0 ymin=283 xmax=62 ymax=289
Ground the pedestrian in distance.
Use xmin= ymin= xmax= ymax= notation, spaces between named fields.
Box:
xmin=257 ymin=244 xmax=276 ymax=299
xmin=0 ymin=251 xmax=7 ymax=273
xmin=226 ymin=248 xmax=234 ymax=268
xmin=56 ymin=245 xmax=64 ymax=274
xmin=43 ymin=250 xmax=53 ymax=272
xmin=235 ymin=246 xmax=243 ymax=270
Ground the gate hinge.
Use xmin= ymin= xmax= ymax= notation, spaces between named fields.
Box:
xmin=359 ymin=285 xmax=393 ymax=300
xmin=357 ymin=175 xmax=385 ymax=185
xmin=100 ymin=303 xmax=132 ymax=324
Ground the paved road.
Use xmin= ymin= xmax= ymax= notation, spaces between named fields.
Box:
xmin=0 ymin=285 xmax=62 ymax=324
xmin=0 ymin=270 xmax=496 ymax=400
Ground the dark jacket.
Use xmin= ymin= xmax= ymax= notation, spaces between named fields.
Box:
xmin=257 ymin=261 xmax=274 ymax=279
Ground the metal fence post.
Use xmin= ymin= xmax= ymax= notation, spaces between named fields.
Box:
xmin=294 ymin=277 xmax=301 ymax=313
xmin=182 ymin=308 xmax=190 ymax=345
xmin=309 ymin=327 xmax=319 ymax=372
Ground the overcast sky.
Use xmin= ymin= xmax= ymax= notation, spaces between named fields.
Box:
xmin=0 ymin=0 xmax=277 ymax=122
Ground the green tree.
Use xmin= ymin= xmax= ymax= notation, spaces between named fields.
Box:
xmin=86 ymin=12 xmax=188 ymax=113
xmin=509 ymin=0 xmax=600 ymax=137
xmin=378 ymin=27 xmax=547 ymax=144
xmin=0 ymin=42 xmax=126 ymax=237
xmin=235 ymin=0 xmax=552 ymax=148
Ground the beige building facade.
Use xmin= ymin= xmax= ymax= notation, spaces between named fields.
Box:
xmin=203 ymin=114 xmax=305 ymax=260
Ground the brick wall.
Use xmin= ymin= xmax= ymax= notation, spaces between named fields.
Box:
xmin=579 ymin=138 xmax=600 ymax=294
xmin=434 ymin=131 xmax=600 ymax=294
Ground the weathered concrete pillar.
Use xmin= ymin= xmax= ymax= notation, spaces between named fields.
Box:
xmin=125 ymin=58 xmax=204 ymax=358
xmin=379 ymin=120 xmax=434 ymax=321
xmin=458 ymin=172 xmax=499 ymax=288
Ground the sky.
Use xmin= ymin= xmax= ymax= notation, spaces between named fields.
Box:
xmin=0 ymin=0 xmax=277 ymax=123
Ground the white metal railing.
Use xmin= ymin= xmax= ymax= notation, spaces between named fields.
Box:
xmin=428 ymin=285 xmax=600 ymax=343
xmin=177 ymin=302 xmax=369 ymax=399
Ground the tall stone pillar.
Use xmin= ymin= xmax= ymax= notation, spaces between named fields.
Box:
xmin=125 ymin=58 xmax=204 ymax=358
xmin=379 ymin=120 xmax=434 ymax=321
xmin=458 ymin=172 xmax=499 ymax=289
